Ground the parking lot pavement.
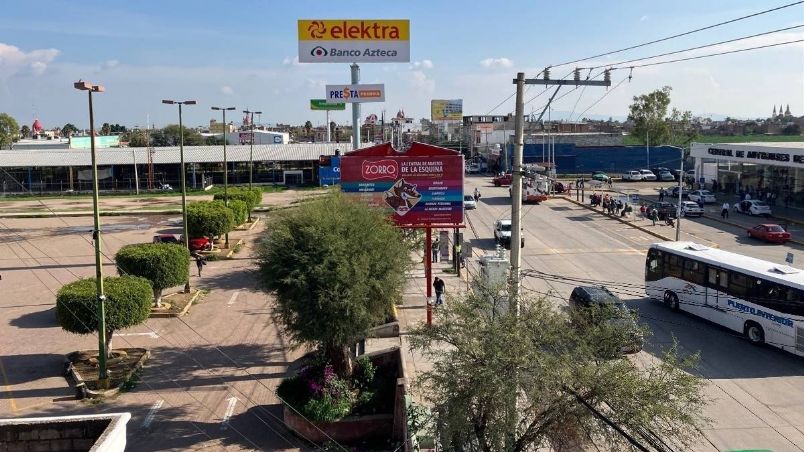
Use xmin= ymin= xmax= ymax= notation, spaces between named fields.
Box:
xmin=0 ymin=214 xmax=307 ymax=450
xmin=461 ymin=175 xmax=804 ymax=451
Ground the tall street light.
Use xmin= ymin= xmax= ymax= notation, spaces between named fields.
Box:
xmin=212 ymin=106 xmax=235 ymax=248
xmin=74 ymin=80 xmax=109 ymax=386
xmin=242 ymin=109 xmax=262 ymax=190
xmin=162 ymin=99 xmax=197 ymax=292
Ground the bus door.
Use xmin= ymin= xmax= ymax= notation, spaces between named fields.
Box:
xmin=706 ymin=267 xmax=729 ymax=312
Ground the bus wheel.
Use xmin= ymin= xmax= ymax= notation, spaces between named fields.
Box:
xmin=666 ymin=292 xmax=680 ymax=311
xmin=744 ymin=322 xmax=765 ymax=345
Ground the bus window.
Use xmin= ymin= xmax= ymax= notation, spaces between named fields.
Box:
xmin=666 ymin=254 xmax=683 ymax=279
xmin=729 ymin=272 xmax=750 ymax=298
xmin=646 ymin=249 xmax=662 ymax=281
xmin=683 ymin=259 xmax=705 ymax=285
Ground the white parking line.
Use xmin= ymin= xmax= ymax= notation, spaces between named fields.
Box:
xmin=118 ymin=332 xmax=159 ymax=339
xmin=226 ymin=291 xmax=240 ymax=307
xmin=142 ymin=399 xmax=164 ymax=428
xmin=221 ymin=396 xmax=238 ymax=429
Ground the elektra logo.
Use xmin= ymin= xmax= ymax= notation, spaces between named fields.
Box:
xmin=310 ymin=46 xmax=328 ymax=57
xmin=307 ymin=21 xmax=326 ymax=39
xmin=362 ymin=160 xmax=398 ymax=180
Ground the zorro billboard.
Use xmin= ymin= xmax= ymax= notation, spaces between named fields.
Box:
xmin=341 ymin=154 xmax=464 ymax=226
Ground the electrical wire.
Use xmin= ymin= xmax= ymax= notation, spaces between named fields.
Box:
xmin=549 ymin=1 xmax=804 ymax=68
xmin=573 ymin=75 xmax=630 ymax=122
xmin=579 ymin=24 xmax=804 ymax=70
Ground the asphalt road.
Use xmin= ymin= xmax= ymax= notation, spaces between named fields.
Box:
xmin=464 ymin=175 xmax=804 ymax=452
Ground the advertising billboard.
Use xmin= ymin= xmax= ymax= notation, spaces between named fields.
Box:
xmin=319 ymin=156 xmax=341 ymax=186
xmin=298 ymin=19 xmax=410 ymax=63
xmin=326 ymin=84 xmax=385 ymax=103
xmin=431 ymin=99 xmax=463 ymax=121
xmin=341 ymin=155 xmax=464 ymax=225
xmin=310 ymin=99 xmax=346 ymax=110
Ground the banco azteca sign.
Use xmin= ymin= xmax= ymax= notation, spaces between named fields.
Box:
xmin=298 ymin=19 xmax=410 ymax=63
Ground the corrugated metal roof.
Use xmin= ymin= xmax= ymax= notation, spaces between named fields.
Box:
xmin=0 ymin=143 xmax=353 ymax=167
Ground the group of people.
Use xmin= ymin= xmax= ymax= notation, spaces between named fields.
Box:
xmin=590 ymin=193 xmax=632 ymax=217
xmin=638 ymin=204 xmax=666 ymax=227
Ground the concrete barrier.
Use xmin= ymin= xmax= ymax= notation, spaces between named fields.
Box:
xmin=0 ymin=413 xmax=131 ymax=452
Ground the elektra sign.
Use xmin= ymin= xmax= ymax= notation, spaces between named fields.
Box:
xmin=298 ymin=19 xmax=410 ymax=63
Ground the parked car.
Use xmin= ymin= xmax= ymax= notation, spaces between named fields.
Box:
xmin=688 ymin=190 xmax=716 ymax=204
xmin=622 ymin=170 xmax=643 ymax=181
xmin=493 ymin=219 xmax=525 ymax=249
xmin=680 ymin=201 xmax=704 ymax=217
xmin=153 ymin=234 xmax=181 ymax=245
xmin=568 ymin=286 xmax=643 ymax=354
xmin=465 ymin=162 xmax=482 ymax=174
xmin=657 ymin=170 xmax=675 ymax=181
xmin=734 ymin=199 xmax=772 ymax=216
xmin=153 ymin=234 xmax=211 ymax=251
xmin=670 ymin=186 xmax=688 ymax=199
xmin=648 ymin=202 xmax=678 ymax=220
xmin=639 ymin=170 xmax=657 ymax=181
xmin=747 ymin=224 xmax=791 ymax=243
xmin=650 ymin=167 xmax=671 ymax=177
xmin=492 ymin=173 xmax=512 ymax=187
xmin=463 ymin=195 xmax=477 ymax=210
xmin=591 ymin=172 xmax=611 ymax=183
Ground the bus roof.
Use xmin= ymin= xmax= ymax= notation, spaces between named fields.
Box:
xmin=650 ymin=241 xmax=804 ymax=288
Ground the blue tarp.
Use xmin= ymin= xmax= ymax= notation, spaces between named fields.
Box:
xmin=505 ymin=144 xmax=682 ymax=174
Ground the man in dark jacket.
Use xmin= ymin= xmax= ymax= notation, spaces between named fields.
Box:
xmin=433 ymin=277 xmax=446 ymax=306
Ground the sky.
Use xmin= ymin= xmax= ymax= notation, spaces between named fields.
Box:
xmin=0 ymin=0 xmax=802 ymax=130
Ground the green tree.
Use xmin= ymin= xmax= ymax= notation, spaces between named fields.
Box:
xmin=152 ymin=124 xmax=205 ymax=147
xmin=127 ymin=130 xmax=149 ymax=147
xmin=110 ymin=124 xmax=127 ymax=133
xmin=101 ymin=122 xmax=111 ymax=136
xmin=0 ymin=113 xmax=20 ymax=148
xmin=61 ymin=123 xmax=79 ymax=137
xmin=628 ymin=86 xmax=672 ymax=145
xmin=304 ymin=120 xmax=313 ymax=140
xmin=257 ymin=192 xmax=410 ymax=376
xmin=20 ymin=125 xmax=31 ymax=138
xmin=223 ymin=199 xmax=248 ymax=225
xmin=115 ymin=243 xmax=190 ymax=307
xmin=187 ymin=201 xmax=234 ymax=245
xmin=409 ymin=290 xmax=708 ymax=451
xmin=213 ymin=188 xmax=262 ymax=221
xmin=56 ymin=276 xmax=153 ymax=357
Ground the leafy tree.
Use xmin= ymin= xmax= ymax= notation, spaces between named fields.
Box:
xmin=100 ymin=122 xmax=111 ymax=136
xmin=115 ymin=243 xmax=190 ymax=307
xmin=782 ymin=123 xmax=801 ymax=135
xmin=409 ymin=289 xmax=708 ymax=451
xmin=20 ymin=125 xmax=31 ymax=138
xmin=0 ymin=113 xmax=20 ymax=148
xmin=205 ymin=135 xmax=225 ymax=145
xmin=627 ymin=87 xmax=696 ymax=147
xmin=224 ymin=199 xmax=248 ymax=225
xmin=127 ymin=130 xmax=149 ymax=147
xmin=56 ymin=276 xmax=153 ymax=357
xmin=61 ymin=123 xmax=79 ymax=137
xmin=110 ymin=123 xmax=127 ymax=133
xmin=187 ymin=201 xmax=234 ymax=244
xmin=257 ymin=192 xmax=410 ymax=377
xmin=151 ymin=124 xmax=205 ymax=147
xmin=304 ymin=120 xmax=313 ymax=140
xmin=214 ymin=188 xmax=262 ymax=221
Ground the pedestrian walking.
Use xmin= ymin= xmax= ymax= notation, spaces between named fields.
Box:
xmin=651 ymin=209 xmax=658 ymax=226
xmin=659 ymin=188 xmax=665 ymax=202
xmin=473 ymin=187 xmax=480 ymax=202
xmin=432 ymin=238 xmax=440 ymax=263
xmin=195 ymin=254 xmax=206 ymax=277
xmin=697 ymin=198 xmax=704 ymax=209
xmin=721 ymin=202 xmax=730 ymax=219
xmin=433 ymin=277 xmax=445 ymax=306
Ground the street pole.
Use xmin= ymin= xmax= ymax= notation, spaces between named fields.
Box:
xmin=510 ymin=72 xmax=525 ymax=313
xmin=212 ymin=106 xmax=235 ymax=247
xmin=646 ymin=130 xmax=650 ymax=168
xmin=351 ymin=63 xmax=361 ymax=149
xmin=132 ymin=149 xmax=139 ymax=195
xmin=242 ymin=109 xmax=261 ymax=200
xmin=676 ymin=146 xmax=684 ymax=241
xmin=326 ymin=110 xmax=331 ymax=142
xmin=75 ymin=80 xmax=108 ymax=385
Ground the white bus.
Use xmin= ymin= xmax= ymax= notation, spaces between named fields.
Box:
xmin=645 ymin=241 xmax=804 ymax=357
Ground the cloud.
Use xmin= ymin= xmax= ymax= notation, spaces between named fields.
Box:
xmin=480 ymin=57 xmax=513 ymax=69
xmin=0 ymin=42 xmax=60 ymax=78
xmin=410 ymin=59 xmax=434 ymax=69
xmin=220 ymin=85 xmax=234 ymax=95
xmin=408 ymin=70 xmax=435 ymax=92
xmin=282 ymin=56 xmax=307 ymax=66
xmin=639 ymin=15 xmax=649 ymax=22
xmin=103 ymin=59 xmax=119 ymax=69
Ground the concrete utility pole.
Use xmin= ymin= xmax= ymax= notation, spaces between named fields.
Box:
xmin=351 ymin=64 xmax=361 ymax=149
xmin=511 ymin=70 xmax=611 ymax=307
xmin=212 ymin=106 xmax=236 ymax=247
xmin=672 ymin=145 xmax=684 ymax=241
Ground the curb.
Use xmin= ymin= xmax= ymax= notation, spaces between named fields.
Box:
xmin=150 ymin=289 xmax=202 ymax=318
xmin=66 ymin=348 xmax=150 ymax=400
xmin=701 ymin=215 xmax=804 ymax=247
xmin=560 ymin=196 xmax=675 ymax=242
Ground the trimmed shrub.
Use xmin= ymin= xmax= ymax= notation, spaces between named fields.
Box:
xmin=187 ymin=201 xmax=234 ymax=242
xmin=224 ymin=199 xmax=248 ymax=226
xmin=115 ymin=243 xmax=190 ymax=307
xmin=215 ymin=188 xmax=263 ymax=218
xmin=56 ymin=276 xmax=153 ymax=356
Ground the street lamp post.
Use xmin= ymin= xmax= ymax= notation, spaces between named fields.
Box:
xmin=243 ymin=109 xmax=261 ymax=222
xmin=212 ymin=106 xmax=235 ymax=248
xmin=162 ymin=99 xmax=197 ymax=292
xmin=74 ymin=80 xmax=109 ymax=386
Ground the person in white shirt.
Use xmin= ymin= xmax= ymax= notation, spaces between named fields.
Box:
xmin=721 ymin=202 xmax=730 ymax=219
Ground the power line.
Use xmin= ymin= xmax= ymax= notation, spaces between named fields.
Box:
xmin=573 ymin=75 xmax=630 ymax=122
xmin=549 ymin=1 xmax=804 ymax=68
xmin=610 ymin=38 xmax=804 ymax=70
xmin=580 ymin=24 xmax=804 ymax=70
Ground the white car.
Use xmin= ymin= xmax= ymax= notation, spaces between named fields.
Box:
xmin=688 ymin=190 xmax=716 ymax=204
xmin=465 ymin=162 xmax=482 ymax=174
xmin=680 ymin=201 xmax=704 ymax=217
xmin=494 ymin=219 xmax=524 ymax=249
xmin=463 ymin=195 xmax=477 ymax=210
xmin=622 ymin=170 xmax=643 ymax=181
xmin=639 ymin=170 xmax=657 ymax=181
xmin=734 ymin=200 xmax=772 ymax=216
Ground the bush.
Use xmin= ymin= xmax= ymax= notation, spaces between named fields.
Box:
xmin=115 ymin=243 xmax=190 ymax=307
xmin=56 ymin=276 xmax=153 ymax=356
xmin=353 ymin=355 xmax=376 ymax=390
xmin=215 ymin=188 xmax=262 ymax=215
xmin=277 ymin=360 xmax=358 ymax=423
xmin=187 ymin=201 xmax=234 ymax=240
xmin=225 ymin=199 xmax=248 ymax=226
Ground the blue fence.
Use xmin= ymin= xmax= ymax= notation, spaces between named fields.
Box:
xmin=506 ymin=144 xmax=682 ymax=174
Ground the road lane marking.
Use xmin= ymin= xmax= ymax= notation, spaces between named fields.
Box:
xmin=227 ymin=291 xmax=240 ymax=307
xmin=221 ymin=396 xmax=238 ymax=429
xmin=142 ymin=399 xmax=164 ymax=428
xmin=118 ymin=332 xmax=159 ymax=339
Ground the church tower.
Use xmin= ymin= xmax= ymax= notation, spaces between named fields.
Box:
xmin=785 ymin=104 xmax=792 ymax=117
xmin=773 ymin=105 xmax=777 ymax=118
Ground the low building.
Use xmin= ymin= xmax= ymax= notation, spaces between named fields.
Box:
xmin=226 ymin=129 xmax=290 ymax=145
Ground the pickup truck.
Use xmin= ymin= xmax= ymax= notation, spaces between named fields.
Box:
xmin=492 ymin=173 xmax=513 ymax=187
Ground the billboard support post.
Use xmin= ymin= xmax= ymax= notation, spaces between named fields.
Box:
xmin=425 ymin=227 xmax=432 ymax=326
xmin=351 ymin=63 xmax=361 ymax=149
xmin=326 ymin=110 xmax=331 ymax=142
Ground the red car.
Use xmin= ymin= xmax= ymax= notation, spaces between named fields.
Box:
xmin=747 ymin=224 xmax=791 ymax=244
xmin=492 ymin=173 xmax=512 ymax=187
xmin=153 ymin=234 xmax=212 ymax=251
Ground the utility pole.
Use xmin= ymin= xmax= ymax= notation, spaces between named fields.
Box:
xmin=351 ymin=63 xmax=361 ymax=149
xmin=212 ymin=106 xmax=236 ymax=247
xmin=511 ymin=69 xmax=611 ymax=307
xmin=243 ymin=109 xmax=262 ymax=197
xmin=673 ymin=146 xmax=684 ymax=241
xmin=132 ymin=149 xmax=139 ymax=195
